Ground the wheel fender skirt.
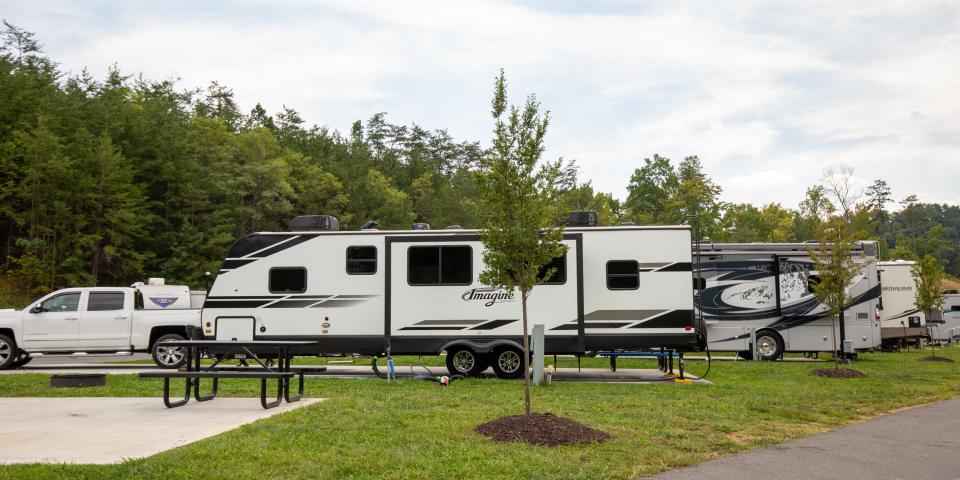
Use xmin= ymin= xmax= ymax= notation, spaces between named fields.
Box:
xmin=439 ymin=339 xmax=522 ymax=355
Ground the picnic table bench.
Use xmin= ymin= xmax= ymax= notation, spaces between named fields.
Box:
xmin=138 ymin=340 xmax=317 ymax=409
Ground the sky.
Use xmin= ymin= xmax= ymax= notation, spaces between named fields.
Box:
xmin=3 ymin=0 xmax=959 ymax=207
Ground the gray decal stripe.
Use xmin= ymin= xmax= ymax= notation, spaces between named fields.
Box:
xmin=415 ymin=320 xmax=486 ymax=325
xmin=245 ymin=235 xmax=308 ymax=258
xmin=637 ymin=262 xmax=670 ymax=269
xmin=265 ymin=300 xmax=325 ymax=308
xmin=312 ymin=300 xmax=366 ymax=308
xmin=334 ymin=295 xmax=379 ymax=299
xmin=584 ymin=310 xmax=666 ymax=321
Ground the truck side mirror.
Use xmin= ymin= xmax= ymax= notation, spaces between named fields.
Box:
xmin=29 ymin=306 xmax=43 ymax=314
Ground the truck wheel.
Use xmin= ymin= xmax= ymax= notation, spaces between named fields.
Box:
xmin=490 ymin=346 xmax=525 ymax=380
xmin=12 ymin=354 xmax=32 ymax=368
xmin=756 ymin=330 xmax=784 ymax=361
xmin=152 ymin=334 xmax=187 ymax=369
xmin=445 ymin=347 xmax=488 ymax=377
xmin=0 ymin=334 xmax=15 ymax=370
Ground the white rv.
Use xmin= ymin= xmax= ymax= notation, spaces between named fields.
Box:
xmin=877 ymin=260 xmax=927 ymax=346
xmin=695 ymin=242 xmax=881 ymax=360
xmin=201 ymin=215 xmax=703 ymax=379
xmin=929 ymin=293 xmax=960 ymax=342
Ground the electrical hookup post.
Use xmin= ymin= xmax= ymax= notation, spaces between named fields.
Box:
xmin=532 ymin=324 xmax=545 ymax=386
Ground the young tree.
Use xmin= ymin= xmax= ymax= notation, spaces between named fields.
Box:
xmin=476 ymin=70 xmax=566 ymax=416
xmin=912 ymin=255 xmax=945 ymax=356
xmin=807 ymin=215 xmax=865 ymax=369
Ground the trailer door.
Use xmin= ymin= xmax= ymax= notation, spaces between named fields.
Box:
xmin=386 ymin=236 xmax=580 ymax=353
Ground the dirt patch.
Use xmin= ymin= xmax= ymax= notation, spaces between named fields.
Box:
xmin=919 ymin=356 xmax=955 ymax=362
xmin=475 ymin=413 xmax=611 ymax=446
xmin=809 ymin=368 xmax=867 ymax=378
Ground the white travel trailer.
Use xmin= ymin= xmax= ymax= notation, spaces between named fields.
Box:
xmin=929 ymin=293 xmax=960 ymax=343
xmin=877 ymin=260 xmax=927 ymax=346
xmin=202 ymin=215 xmax=703 ymax=378
xmin=694 ymin=242 xmax=881 ymax=360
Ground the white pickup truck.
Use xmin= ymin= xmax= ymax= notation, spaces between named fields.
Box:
xmin=0 ymin=280 xmax=204 ymax=370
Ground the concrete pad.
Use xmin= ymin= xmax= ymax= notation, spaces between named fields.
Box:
xmin=0 ymin=397 xmax=324 ymax=464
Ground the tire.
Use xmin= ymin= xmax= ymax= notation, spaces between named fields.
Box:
xmin=755 ymin=330 xmax=784 ymax=360
xmin=0 ymin=334 xmax=16 ymax=370
xmin=490 ymin=346 xmax=525 ymax=380
xmin=12 ymin=354 xmax=32 ymax=368
xmin=445 ymin=347 xmax=488 ymax=377
xmin=152 ymin=333 xmax=188 ymax=369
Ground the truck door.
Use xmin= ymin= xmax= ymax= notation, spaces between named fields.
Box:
xmin=22 ymin=290 xmax=83 ymax=351
xmin=78 ymin=291 xmax=131 ymax=349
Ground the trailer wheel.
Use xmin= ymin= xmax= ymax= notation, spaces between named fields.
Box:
xmin=0 ymin=334 xmax=16 ymax=370
xmin=490 ymin=347 xmax=525 ymax=380
xmin=445 ymin=347 xmax=487 ymax=377
xmin=755 ymin=330 xmax=784 ymax=360
xmin=152 ymin=333 xmax=187 ymax=369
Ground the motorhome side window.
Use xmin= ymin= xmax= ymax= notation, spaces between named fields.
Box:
xmin=408 ymin=246 xmax=472 ymax=285
xmin=346 ymin=246 xmax=377 ymax=274
xmin=537 ymin=254 xmax=567 ymax=285
xmin=269 ymin=267 xmax=307 ymax=293
xmin=87 ymin=292 xmax=125 ymax=311
xmin=607 ymin=260 xmax=639 ymax=290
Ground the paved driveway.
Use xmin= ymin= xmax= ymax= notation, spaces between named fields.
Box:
xmin=647 ymin=398 xmax=960 ymax=480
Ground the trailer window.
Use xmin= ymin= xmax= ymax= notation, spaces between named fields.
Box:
xmin=87 ymin=292 xmax=125 ymax=311
xmin=537 ymin=254 xmax=567 ymax=285
xmin=408 ymin=246 xmax=472 ymax=285
xmin=346 ymin=246 xmax=377 ymax=274
xmin=607 ymin=260 xmax=639 ymax=290
xmin=269 ymin=267 xmax=307 ymax=293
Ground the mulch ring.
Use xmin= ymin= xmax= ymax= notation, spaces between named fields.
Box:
xmin=809 ymin=368 xmax=867 ymax=378
xmin=920 ymin=355 xmax=955 ymax=362
xmin=475 ymin=413 xmax=611 ymax=446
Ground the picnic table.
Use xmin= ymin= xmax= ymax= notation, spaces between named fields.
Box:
xmin=139 ymin=340 xmax=318 ymax=409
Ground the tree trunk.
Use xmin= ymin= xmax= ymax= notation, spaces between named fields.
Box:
xmin=521 ymin=291 xmax=531 ymax=416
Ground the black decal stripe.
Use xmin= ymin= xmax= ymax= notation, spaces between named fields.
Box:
xmin=221 ymin=259 xmax=257 ymax=269
xmin=656 ymin=262 xmax=692 ymax=272
xmin=416 ymin=320 xmax=485 ymax=325
xmin=630 ymin=310 xmax=694 ymax=328
xmin=584 ymin=322 xmax=632 ymax=328
xmin=251 ymin=235 xmax=314 ymax=258
xmin=888 ymin=309 xmax=921 ymax=320
xmin=551 ymin=324 xmax=580 ymax=330
xmin=399 ymin=327 xmax=466 ymax=331
xmin=470 ymin=319 xmax=518 ymax=330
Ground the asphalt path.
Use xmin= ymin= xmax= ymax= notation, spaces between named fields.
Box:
xmin=647 ymin=397 xmax=960 ymax=480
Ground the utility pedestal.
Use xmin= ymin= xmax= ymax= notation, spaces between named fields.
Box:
xmin=532 ymin=324 xmax=545 ymax=386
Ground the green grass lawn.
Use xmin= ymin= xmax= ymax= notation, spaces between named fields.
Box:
xmin=2 ymin=347 xmax=959 ymax=479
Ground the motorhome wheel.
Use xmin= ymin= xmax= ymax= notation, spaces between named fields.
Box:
xmin=445 ymin=347 xmax=488 ymax=377
xmin=756 ymin=330 xmax=784 ymax=360
xmin=152 ymin=334 xmax=187 ymax=369
xmin=0 ymin=334 xmax=15 ymax=370
xmin=491 ymin=347 xmax=524 ymax=379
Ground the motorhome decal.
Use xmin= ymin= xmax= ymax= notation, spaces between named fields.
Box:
xmin=204 ymin=294 xmax=378 ymax=309
xmin=149 ymin=297 xmax=179 ymax=308
xmin=461 ymin=287 xmax=515 ymax=307
xmin=550 ymin=309 xmax=694 ymax=330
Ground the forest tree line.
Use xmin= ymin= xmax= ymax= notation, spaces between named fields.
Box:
xmin=1 ymin=22 xmax=957 ymax=295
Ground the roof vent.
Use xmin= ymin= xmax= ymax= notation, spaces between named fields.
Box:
xmin=444 ymin=225 xmax=463 ymax=230
xmin=289 ymin=215 xmax=340 ymax=232
xmin=566 ymin=211 xmax=598 ymax=227
xmin=412 ymin=223 xmax=430 ymax=230
xmin=360 ymin=220 xmax=379 ymax=231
